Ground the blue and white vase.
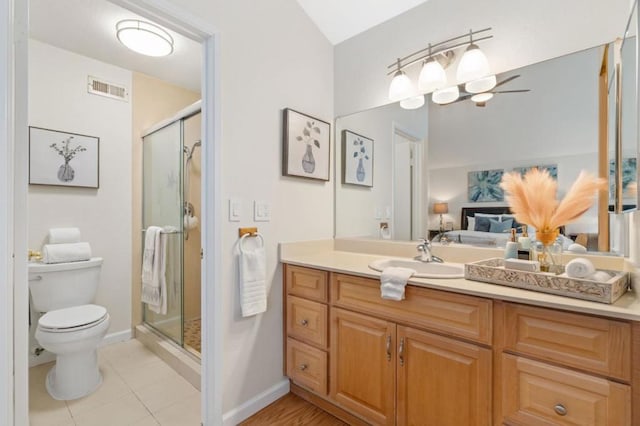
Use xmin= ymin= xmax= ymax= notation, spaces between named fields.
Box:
xmin=302 ymin=144 xmax=316 ymax=173
xmin=356 ymin=158 xmax=365 ymax=182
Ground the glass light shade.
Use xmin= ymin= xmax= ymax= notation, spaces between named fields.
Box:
xmin=418 ymin=58 xmax=447 ymax=93
xmin=465 ymin=74 xmax=497 ymax=94
xmin=388 ymin=70 xmax=414 ymax=102
xmin=116 ymin=20 xmax=174 ymax=57
xmin=400 ymin=95 xmax=425 ymax=110
xmin=456 ymin=44 xmax=490 ymax=83
xmin=471 ymin=92 xmax=494 ymax=103
xmin=432 ymin=86 xmax=460 ymax=105
xmin=433 ymin=202 xmax=449 ymax=214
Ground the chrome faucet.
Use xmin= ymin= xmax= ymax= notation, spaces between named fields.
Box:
xmin=415 ymin=238 xmax=444 ymax=263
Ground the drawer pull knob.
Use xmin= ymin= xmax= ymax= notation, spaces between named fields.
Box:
xmin=386 ymin=335 xmax=392 ymax=361
xmin=300 ymin=319 xmax=309 ymax=326
xmin=554 ymin=404 xmax=567 ymax=416
xmin=399 ymin=338 xmax=405 ymax=366
xmin=299 ymin=364 xmax=308 ymax=371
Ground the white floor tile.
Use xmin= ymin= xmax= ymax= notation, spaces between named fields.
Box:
xmin=72 ymin=393 xmax=150 ymax=426
xmin=152 ymin=394 xmax=201 ymax=426
xmin=100 ymin=340 xmax=160 ymax=373
xmin=66 ymin=361 xmax=132 ymax=417
xmin=29 ymin=394 xmax=74 ymax=426
xmin=117 ymin=359 xmax=182 ymax=391
xmin=135 ymin=373 xmax=199 ymax=414
xmin=130 ymin=415 xmax=160 ymax=426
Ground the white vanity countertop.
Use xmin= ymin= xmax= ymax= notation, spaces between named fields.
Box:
xmin=280 ymin=241 xmax=640 ymax=322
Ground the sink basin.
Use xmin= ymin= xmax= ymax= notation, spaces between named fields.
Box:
xmin=369 ymin=258 xmax=465 ymax=279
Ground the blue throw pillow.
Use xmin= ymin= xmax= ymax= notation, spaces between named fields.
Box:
xmin=474 ymin=216 xmax=493 ymax=232
xmin=489 ymin=218 xmax=513 ymax=233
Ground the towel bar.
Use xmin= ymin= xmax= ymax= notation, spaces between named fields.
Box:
xmin=141 ymin=229 xmax=182 ymax=234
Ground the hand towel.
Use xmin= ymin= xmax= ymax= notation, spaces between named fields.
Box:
xmin=565 ymin=258 xmax=596 ymax=278
xmin=239 ymin=242 xmax=267 ymax=317
xmin=41 ymin=242 xmax=91 ymax=264
xmin=141 ymin=226 xmax=168 ymax=315
xmin=48 ymin=228 xmax=81 ymax=244
xmin=588 ymin=271 xmax=613 ymax=282
xmin=567 ymin=243 xmax=588 ymax=253
xmin=380 ymin=267 xmax=415 ymax=301
xmin=504 ymin=258 xmax=540 ymax=272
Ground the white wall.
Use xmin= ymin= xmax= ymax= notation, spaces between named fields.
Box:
xmin=28 ymin=40 xmax=133 ymax=336
xmin=334 ymin=0 xmax=630 ymax=116
xmin=336 ymin=102 xmax=428 ymax=238
xmin=159 ymin=0 xmax=335 ymax=417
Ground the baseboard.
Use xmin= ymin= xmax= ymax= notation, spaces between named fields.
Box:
xmin=222 ymin=379 xmax=290 ymax=425
xmin=29 ymin=328 xmax=132 ymax=367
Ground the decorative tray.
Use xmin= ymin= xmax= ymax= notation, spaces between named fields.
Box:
xmin=464 ymin=258 xmax=629 ymax=304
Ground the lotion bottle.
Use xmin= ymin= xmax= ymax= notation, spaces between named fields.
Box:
xmin=504 ymin=229 xmax=518 ymax=259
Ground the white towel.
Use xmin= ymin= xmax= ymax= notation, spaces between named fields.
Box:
xmin=239 ymin=241 xmax=267 ymax=317
xmin=41 ymin=242 xmax=91 ymax=264
xmin=588 ymin=271 xmax=613 ymax=282
xmin=48 ymin=227 xmax=81 ymax=244
xmin=141 ymin=226 xmax=167 ymax=315
xmin=565 ymin=258 xmax=596 ymax=278
xmin=380 ymin=267 xmax=415 ymax=301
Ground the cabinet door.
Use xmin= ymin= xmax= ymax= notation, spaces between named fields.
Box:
xmin=396 ymin=326 xmax=492 ymax=426
xmin=330 ymin=308 xmax=396 ymax=426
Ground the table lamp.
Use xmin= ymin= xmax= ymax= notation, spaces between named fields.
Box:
xmin=433 ymin=202 xmax=449 ymax=232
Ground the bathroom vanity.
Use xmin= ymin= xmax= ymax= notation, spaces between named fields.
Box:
xmin=281 ymin=241 xmax=640 ymax=426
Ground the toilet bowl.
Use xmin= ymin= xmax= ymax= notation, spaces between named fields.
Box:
xmin=29 ymin=258 xmax=110 ymax=400
xmin=35 ymin=304 xmax=110 ymax=400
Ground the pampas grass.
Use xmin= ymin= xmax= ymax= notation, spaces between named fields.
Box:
xmin=628 ymin=181 xmax=637 ymax=196
xmin=500 ymin=168 xmax=606 ymax=233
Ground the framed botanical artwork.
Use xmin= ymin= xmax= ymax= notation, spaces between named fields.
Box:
xmin=282 ymin=108 xmax=331 ymax=181
xmin=29 ymin=127 xmax=99 ymax=188
xmin=513 ymin=164 xmax=558 ymax=180
xmin=342 ymin=130 xmax=373 ymax=187
xmin=468 ymin=169 xmax=504 ymax=202
xmin=609 ymin=157 xmax=637 ymax=200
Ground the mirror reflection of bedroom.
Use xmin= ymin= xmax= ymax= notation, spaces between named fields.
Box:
xmin=335 ymin=35 xmax=637 ymax=255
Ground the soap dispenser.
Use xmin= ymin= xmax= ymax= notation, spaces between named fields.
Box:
xmin=504 ymin=229 xmax=518 ymax=259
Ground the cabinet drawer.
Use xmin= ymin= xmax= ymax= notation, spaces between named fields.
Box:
xmin=502 ymin=303 xmax=631 ymax=381
xmin=286 ymin=338 xmax=328 ymax=395
xmin=287 ymin=296 xmax=328 ymax=349
xmin=286 ymin=265 xmax=328 ymax=302
xmin=331 ymin=273 xmax=492 ymax=344
xmin=501 ymin=354 xmax=630 ymax=425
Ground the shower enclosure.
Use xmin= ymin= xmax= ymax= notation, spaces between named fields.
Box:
xmin=142 ymin=101 xmax=202 ymax=355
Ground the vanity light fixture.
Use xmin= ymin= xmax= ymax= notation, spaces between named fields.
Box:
xmin=470 ymin=92 xmax=494 ymax=103
xmin=400 ymin=95 xmax=425 ymax=110
xmin=116 ymin=19 xmax=174 ymax=57
xmin=386 ymin=28 xmax=493 ymax=107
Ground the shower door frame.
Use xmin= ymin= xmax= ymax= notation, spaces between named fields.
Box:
xmin=3 ymin=1 xmax=224 ymax=425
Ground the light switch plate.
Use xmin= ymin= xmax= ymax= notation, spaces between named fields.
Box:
xmin=229 ymin=199 xmax=241 ymax=222
xmin=374 ymin=207 xmax=382 ymax=220
xmin=254 ymin=201 xmax=271 ymax=222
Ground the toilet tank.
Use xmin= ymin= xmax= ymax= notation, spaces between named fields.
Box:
xmin=29 ymin=257 xmax=103 ymax=312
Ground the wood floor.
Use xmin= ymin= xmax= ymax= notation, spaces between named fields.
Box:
xmin=240 ymin=393 xmax=348 ymax=425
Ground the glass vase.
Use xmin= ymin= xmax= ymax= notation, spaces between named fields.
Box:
xmin=535 ymin=228 xmax=562 ymax=273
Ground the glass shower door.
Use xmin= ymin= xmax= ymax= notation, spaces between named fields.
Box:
xmin=142 ymin=121 xmax=184 ymax=345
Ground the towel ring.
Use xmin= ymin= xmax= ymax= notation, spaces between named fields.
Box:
xmin=240 ymin=232 xmax=264 ymax=253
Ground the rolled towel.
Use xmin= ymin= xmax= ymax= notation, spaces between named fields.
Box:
xmin=380 ymin=266 xmax=415 ymax=301
xmin=567 ymin=243 xmax=587 ymax=253
xmin=565 ymin=258 xmax=596 ymax=279
xmin=48 ymin=227 xmax=81 ymax=244
xmin=42 ymin=242 xmax=92 ymax=264
xmin=588 ymin=271 xmax=613 ymax=282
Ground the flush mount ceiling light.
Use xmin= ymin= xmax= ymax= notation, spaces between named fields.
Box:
xmin=400 ymin=95 xmax=425 ymax=110
xmin=386 ymin=28 xmax=492 ymax=103
xmin=116 ymin=19 xmax=174 ymax=57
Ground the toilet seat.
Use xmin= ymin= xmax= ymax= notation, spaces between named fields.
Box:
xmin=38 ymin=304 xmax=108 ymax=333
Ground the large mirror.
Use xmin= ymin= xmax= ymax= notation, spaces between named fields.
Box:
xmin=335 ymin=36 xmax=636 ymax=253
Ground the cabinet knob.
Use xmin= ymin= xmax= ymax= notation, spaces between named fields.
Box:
xmin=299 ymin=364 xmax=308 ymax=371
xmin=300 ymin=319 xmax=309 ymax=326
xmin=554 ymin=404 xmax=567 ymax=416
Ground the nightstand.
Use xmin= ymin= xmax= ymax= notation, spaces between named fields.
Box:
xmin=428 ymin=229 xmax=442 ymax=240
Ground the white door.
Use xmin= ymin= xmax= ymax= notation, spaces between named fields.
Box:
xmin=393 ymin=129 xmax=422 ymax=240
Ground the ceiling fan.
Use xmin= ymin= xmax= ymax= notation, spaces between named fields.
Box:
xmin=448 ymin=74 xmax=531 ymax=107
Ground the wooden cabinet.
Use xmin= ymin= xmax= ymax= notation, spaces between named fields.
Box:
xmin=330 ymin=308 xmax=396 ymax=425
xmin=396 ymin=326 xmax=492 ymax=426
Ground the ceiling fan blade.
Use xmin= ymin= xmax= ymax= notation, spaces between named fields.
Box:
xmin=493 ymin=89 xmax=531 ymax=94
xmin=493 ymin=74 xmax=520 ymax=89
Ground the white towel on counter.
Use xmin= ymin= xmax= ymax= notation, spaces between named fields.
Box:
xmin=48 ymin=227 xmax=81 ymax=244
xmin=141 ymin=226 xmax=167 ymax=315
xmin=239 ymin=239 xmax=267 ymax=317
xmin=588 ymin=271 xmax=613 ymax=282
xmin=565 ymin=258 xmax=596 ymax=278
xmin=380 ymin=267 xmax=415 ymax=301
xmin=42 ymin=242 xmax=91 ymax=264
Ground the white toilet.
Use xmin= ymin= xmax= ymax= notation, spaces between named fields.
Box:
xmin=29 ymin=258 xmax=110 ymax=400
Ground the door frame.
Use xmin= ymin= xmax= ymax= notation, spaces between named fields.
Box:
xmin=2 ymin=0 xmax=224 ymax=424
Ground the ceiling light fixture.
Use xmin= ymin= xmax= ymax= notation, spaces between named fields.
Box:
xmin=116 ymin=19 xmax=174 ymax=57
xmin=386 ymin=28 xmax=493 ymax=106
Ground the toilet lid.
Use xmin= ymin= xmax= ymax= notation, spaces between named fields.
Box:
xmin=39 ymin=304 xmax=107 ymax=330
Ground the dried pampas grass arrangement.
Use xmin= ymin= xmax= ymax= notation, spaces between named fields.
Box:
xmin=628 ymin=181 xmax=637 ymax=196
xmin=500 ymin=168 xmax=607 ymax=240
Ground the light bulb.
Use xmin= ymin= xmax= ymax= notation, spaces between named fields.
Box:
xmin=470 ymin=92 xmax=494 ymax=103
xmin=400 ymin=95 xmax=425 ymax=110
xmin=388 ymin=70 xmax=414 ymax=102
xmin=465 ymin=75 xmax=497 ymax=94
xmin=432 ymin=86 xmax=460 ymax=104
xmin=418 ymin=58 xmax=446 ymax=93
xmin=456 ymin=43 xmax=490 ymax=83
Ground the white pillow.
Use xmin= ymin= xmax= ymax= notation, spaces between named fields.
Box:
xmin=467 ymin=216 xmax=475 ymax=231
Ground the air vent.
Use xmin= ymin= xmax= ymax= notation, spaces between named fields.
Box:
xmin=87 ymin=76 xmax=129 ymax=102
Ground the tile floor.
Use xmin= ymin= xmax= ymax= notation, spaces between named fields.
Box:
xmin=29 ymin=339 xmax=201 ymax=426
